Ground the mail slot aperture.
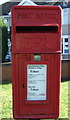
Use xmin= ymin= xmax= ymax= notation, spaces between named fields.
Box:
xmin=16 ymin=25 xmax=59 ymax=33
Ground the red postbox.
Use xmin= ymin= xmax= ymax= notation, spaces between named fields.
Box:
xmin=12 ymin=6 xmax=62 ymax=119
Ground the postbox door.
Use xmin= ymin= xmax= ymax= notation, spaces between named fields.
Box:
xmin=16 ymin=53 xmax=60 ymax=117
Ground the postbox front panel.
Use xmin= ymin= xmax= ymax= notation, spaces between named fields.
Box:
xmin=12 ymin=53 xmax=61 ymax=118
xmin=12 ymin=6 xmax=61 ymax=119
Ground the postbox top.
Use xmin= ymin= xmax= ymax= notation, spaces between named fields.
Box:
xmin=12 ymin=6 xmax=62 ymax=54
xmin=12 ymin=5 xmax=62 ymax=28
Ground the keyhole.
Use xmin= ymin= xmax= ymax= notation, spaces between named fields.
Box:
xmin=22 ymin=84 xmax=24 ymax=88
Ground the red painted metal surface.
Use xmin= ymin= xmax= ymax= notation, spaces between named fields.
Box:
xmin=12 ymin=6 xmax=62 ymax=119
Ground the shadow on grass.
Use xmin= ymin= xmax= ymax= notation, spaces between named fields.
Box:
xmin=61 ymin=77 xmax=70 ymax=82
xmin=0 ymin=81 xmax=12 ymax=85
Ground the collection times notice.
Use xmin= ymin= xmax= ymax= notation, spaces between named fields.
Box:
xmin=27 ymin=65 xmax=47 ymax=101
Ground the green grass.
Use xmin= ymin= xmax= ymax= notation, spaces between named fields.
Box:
xmin=60 ymin=81 xmax=69 ymax=118
xmin=0 ymin=83 xmax=12 ymax=118
xmin=0 ymin=81 xmax=70 ymax=119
